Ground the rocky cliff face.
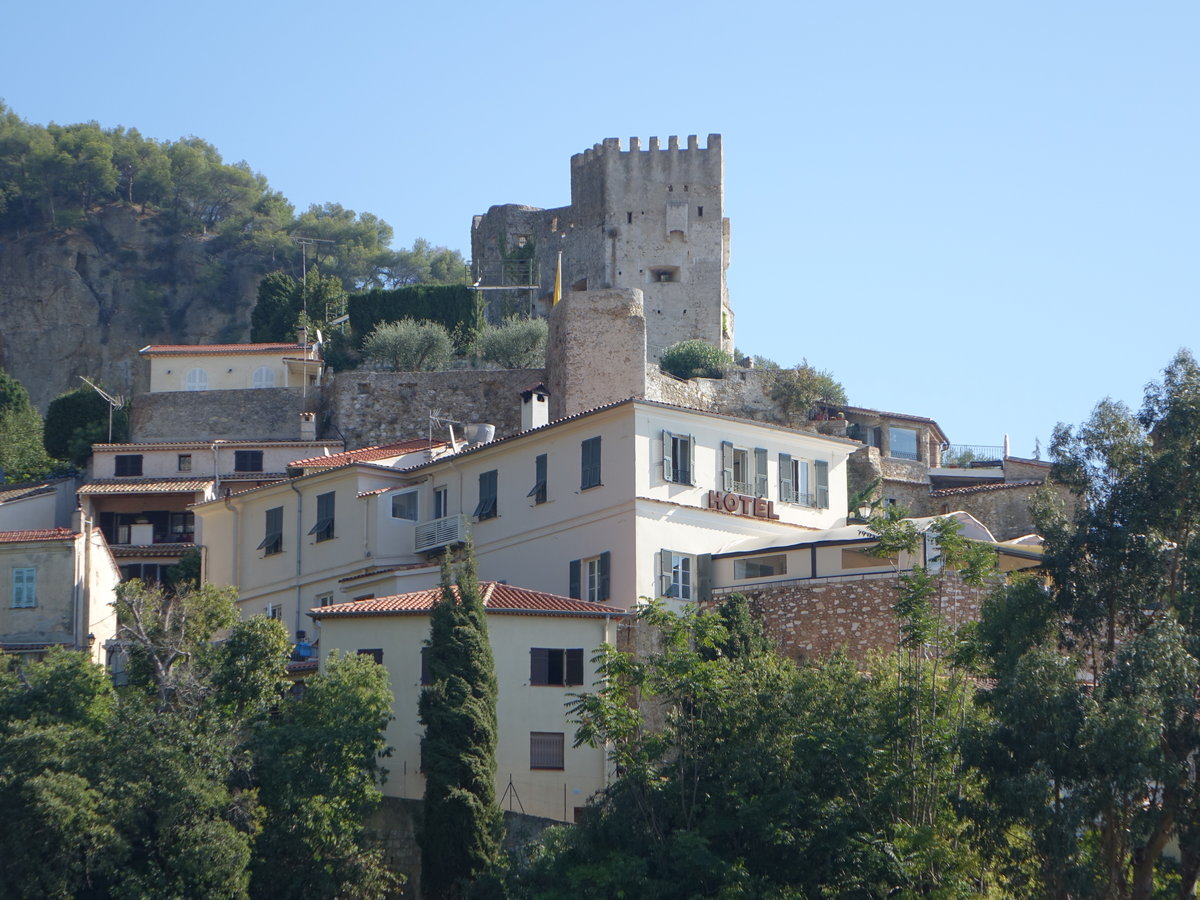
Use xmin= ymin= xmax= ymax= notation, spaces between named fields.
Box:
xmin=0 ymin=205 xmax=263 ymax=410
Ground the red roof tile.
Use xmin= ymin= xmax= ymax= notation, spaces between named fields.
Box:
xmin=290 ymin=439 xmax=445 ymax=469
xmin=0 ymin=483 xmax=58 ymax=504
xmin=0 ymin=528 xmax=76 ymax=543
xmin=140 ymin=342 xmax=309 ymax=355
xmin=310 ymin=582 xmax=628 ymax=620
xmin=930 ymin=480 xmax=1044 ymax=498
xmin=109 ymin=543 xmax=195 ymax=558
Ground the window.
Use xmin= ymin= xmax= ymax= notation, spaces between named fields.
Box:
xmin=889 ymin=426 xmax=920 ymax=461
xmin=580 ymin=437 xmax=602 ymax=489
xmin=734 ymin=554 xmax=787 ymax=580
xmin=527 ymin=453 xmax=548 ymax=504
xmin=659 ymin=550 xmax=693 ymax=600
xmin=842 ymin=548 xmax=893 ymax=570
xmin=114 ymin=454 xmax=143 ymax=477
xmin=177 ymin=454 xmax=192 ymax=473
xmin=779 ymin=454 xmax=814 ymax=506
xmin=433 ymin=487 xmax=449 ymax=519
xmin=530 ymin=732 xmax=565 ymax=770
xmin=357 ymin=648 xmax=384 ymax=665
xmin=252 ymin=366 xmax=276 ymax=388
xmin=267 ymin=603 xmax=283 ymax=621
xmin=474 ymin=470 xmax=497 ymax=520
xmin=258 ymin=506 xmax=283 ymax=555
xmin=185 ymin=368 xmax=208 ymax=391
xmin=569 ymin=552 xmax=610 ymax=603
xmin=169 ymin=511 xmax=194 ymax=539
xmin=11 ymin=568 xmax=36 ymax=608
xmin=390 ymin=490 xmax=418 ymax=521
xmin=662 ymin=430 xmax=693 ymax=484
xmin=119 ymin=563 xmax=164 ymax=583
xmin=530 ymin=648 xmax=584 ymax=686
xmin=309 ymin=491 xmax=335 ymax=542
xmin=721 ymin=443 xmax=767 ymax=497
xmin=420 ymin=646 xmax=432 ymax=685
xmin=814 ymin=460 xmax=829 ymax=508
xmin=234 ymin=450 xmax=264 ymax=473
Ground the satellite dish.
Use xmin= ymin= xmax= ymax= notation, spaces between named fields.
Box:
xmin=315 ymin=329 xmax=324 ymax=345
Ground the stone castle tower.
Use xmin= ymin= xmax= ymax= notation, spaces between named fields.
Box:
xmin=472 ymin=134 xmax=732 ymax=361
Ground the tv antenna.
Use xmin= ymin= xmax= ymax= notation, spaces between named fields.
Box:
xmin=78 ymin=376 xmax=126 ymax=442
xmin=428 ymin=410 xmax=461 ymax=448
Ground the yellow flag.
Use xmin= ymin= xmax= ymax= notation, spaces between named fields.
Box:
xmin=552 ymin=251 xmax=562 ymax=306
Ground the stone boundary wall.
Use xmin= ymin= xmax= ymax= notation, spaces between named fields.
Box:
xmin=366 ymin=796 xmax=560 ymax=898
xmin=130 ymin=388 xmax=316 ymax=441
xmin=716 ymin=572 xmax=994 ymax=663
xmin=323 ymin=368 xmax=546 ymax=448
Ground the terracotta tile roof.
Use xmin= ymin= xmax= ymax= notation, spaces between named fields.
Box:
xmin=337 ymin=562 xmax=439 ymax=583
xmin=930 ymin=480 xmax=1043 ymax=497
xmin=0 ymin=483 xmax=58 ymax=504
xmin=0 ymin=528 xmax=76 ymax=543
xmin=78 ymin=478 xmax=214 ymax=495
xmin=109 ymin=543 xmax=195 ymax=558
xmin=140 ymin=342 xmax=308 ymax=356
xmin=287 ymin=659 xmax=319 ymax=674
xmin=93 ymin=440 xmax=340 ymax=452
xmin=289 ymin=439 xmax=445 ymax=469
xmin=310 ymin=582 xmax=628 ymax=620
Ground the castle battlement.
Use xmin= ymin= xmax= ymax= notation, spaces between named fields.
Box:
xmin=572 ymin=134 xmax=721 ymax=164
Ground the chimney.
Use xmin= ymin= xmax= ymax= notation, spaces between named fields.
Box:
xmin=299 ymin=412 xmax=316 ymax=441
xmin=296 ymin=325 xmax=308 ymax=346
xmin=520 ymin=383 xmax=550 ymax=431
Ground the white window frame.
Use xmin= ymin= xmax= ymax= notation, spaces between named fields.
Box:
xmin=662 ymin=430 xmax=693 ymax=485
xmin=11 ymin=568 xmax=36 ymax=608
xmin=267 ymin=603 xmax=283 ymax=621
xmin=660 ymin=551 xmax=693 ymax=600
xmin=433 ymin=486 xmax=449 ymax=519
xmin=185 ymin=368 xmax=209 ymax=391
xmin=585 ymin=556 xmax=603 ymax=603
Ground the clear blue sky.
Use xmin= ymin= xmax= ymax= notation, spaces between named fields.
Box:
xmin=4 ymin=2 xmax=1197 ymax=457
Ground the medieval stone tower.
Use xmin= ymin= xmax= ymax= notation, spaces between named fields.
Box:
xmin=472 ymin=134 xmax=732 ymax=362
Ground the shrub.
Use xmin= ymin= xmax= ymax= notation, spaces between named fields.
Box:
xmin=659 ymin=340 xmax=733 ymax=380
xmin=475 ymin=316 xmax=548 ymax=368
xmin=361 ymin=319 xmax=453 ymax=372
xmin=769 ymin=360 xmax=848 ymax=426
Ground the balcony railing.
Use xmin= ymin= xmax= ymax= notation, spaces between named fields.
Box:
xmin=414 ymin=514 xmax=467 ymax=553
xmin=940 ymin=444 xmax=1005 ymax=467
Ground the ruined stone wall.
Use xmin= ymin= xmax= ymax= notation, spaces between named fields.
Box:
xmin=130 ymin=388 xmax=316 ymax=442
xmin=719 ymin=572 xmax=993 ymax=663
xmin=546 ymin=289 xmax=647 ymax=420
xmin=931 ymin=484 xmax=1059 ymax=541
xmin=323 ymin=368 xmax=544 ymax=448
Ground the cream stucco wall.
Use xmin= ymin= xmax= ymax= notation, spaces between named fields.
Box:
xmin=146 ymin=350 xmax=318 ymax=393
xmin=315 ymin=610 xmax=619 ymax=822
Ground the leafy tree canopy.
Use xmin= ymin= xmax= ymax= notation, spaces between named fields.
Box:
xmin=0 ymin=368 xmax=53 ymax=482
xmin=42 ymin=383 xmax=129 ymax=464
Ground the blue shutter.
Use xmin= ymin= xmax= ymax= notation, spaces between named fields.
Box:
xmin=815 ymin=460 xmax=829 ymax=508
xmin=662 ymin=430 xmax=674 ymax=482
xmin=599 ymin=551 xmax=611 ymax=601
xmin=721 ymin=441 xmax=734 ymax=491
xmin=569 ymin=559 xmax=581 ymax=599
xmin=779 ymin=453 xmax=793 ymax=503
xmin=755 ymin=447 xmax=768 ymax=498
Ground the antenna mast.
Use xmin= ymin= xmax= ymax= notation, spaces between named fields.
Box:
xmin=78 ymin=376 xmax=126 ymax=443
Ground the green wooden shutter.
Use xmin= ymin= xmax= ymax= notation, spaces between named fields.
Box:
xmin=779 ymin=453 xmax=793 ymax=502
xmin=721 ymin=441 xmax=734 ymax=491
xmin=530 ymin=647 xmax=549 ymax=684
xmin=815 ymin=460 xmax=829 ymax=508
xmin=685 ymin=434 xmax=695 ymax=484
xmin=754 ymin=447 xmax=768 ymax=497
xmin=599 ymin=551 xmax=611 ymax=601
xmin=697 ymin=554 xmax=713 ymax=603
xmin=660 ymin=548 xmax=674 ymax=596
xmin=569 ymin=559 xmax=581 ymax=599
xmin=662 ymin=430 xmax=674 ymax=482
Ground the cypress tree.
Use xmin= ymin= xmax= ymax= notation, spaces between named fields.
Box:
xmin=418 ymin=542 xmax=502 ymax=898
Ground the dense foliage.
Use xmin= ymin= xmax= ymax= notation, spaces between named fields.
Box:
xmin=0 ymin=368 xmax=53 ymax=482
xmin=419 ymin=546 xmax=503 ymax=899
xmin=43 ymin=384 xmax=129 ymax=464
xmin=769 ymin=359 xmax=848 ymax=425
xmin=349 ymin=284 xmax=486 ymax=349
xmin=0 ymin=582 xmax=397 ymax=899
xmin=362 ymin=319 xmax=455 ymax=372
xmin=475 ymin=316 xmax=548 ymax=369
xmin=0 ymin=103 xmax=468 ymax=292
xmin=658 ymin=339 xmax=733 ymax=380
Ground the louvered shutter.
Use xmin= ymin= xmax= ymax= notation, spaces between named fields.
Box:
xmin=815 ymin=460 xmax=829 ymax=508
xmin=530 ymin=647 xmax=550 ymax=684
xmin=599 ymin=551 xmax=611 ymax=601
xmin=754 ymin=447 xmax=768 ymax=497
xmin=569 ymin=559 xmax=581 ymax=599
xmin=660 ymin=548 xmax=674 ymax=596
xmin=697 ymin=554 xmax=713 ymax=603
xmin=566 ymin=649 xmax=584 ymax=686
xmin=662 ymin=430 xmax=674 ymax=482
xmin=721 ymin=441 xmax=734 ymax=491
xmin=779 ymin=453 xmax=793 ymax=502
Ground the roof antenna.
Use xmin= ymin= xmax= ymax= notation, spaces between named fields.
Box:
xmin=78 ymin=376 xmax=126 ymax=442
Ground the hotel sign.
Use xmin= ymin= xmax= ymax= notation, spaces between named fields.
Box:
xmin=706 ymin=491 xmax=780 ymax=520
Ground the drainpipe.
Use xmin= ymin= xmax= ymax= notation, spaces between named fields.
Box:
xmin=80 ymin=514 xmax=93 ymax=659
xmin=222 ymin=493 xmax=241 ymax=588
xmin=288 ymin=478 xmax=304 ymax=639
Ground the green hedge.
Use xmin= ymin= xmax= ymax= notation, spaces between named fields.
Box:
xmin=348 ymin=285 xmax=485 ymax=348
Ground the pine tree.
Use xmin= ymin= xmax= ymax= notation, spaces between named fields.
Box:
xmin=418 ymin=542 xmax=503 ymax=899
